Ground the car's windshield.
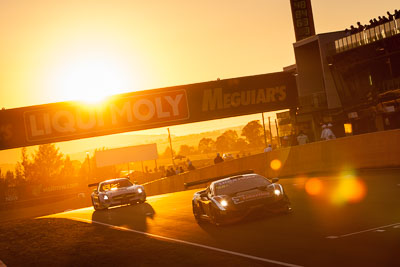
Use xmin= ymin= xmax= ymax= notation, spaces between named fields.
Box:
xmin=99 ymin=179 xmax=133 ymax=192
xmin=214 ymin=175 xmax=271 ymax=195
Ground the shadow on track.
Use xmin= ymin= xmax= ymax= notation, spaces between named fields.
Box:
xmin=92 ymin=203 xmax=155 ymax=232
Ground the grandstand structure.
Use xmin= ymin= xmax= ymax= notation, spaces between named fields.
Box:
xmin=289 ymin=13 xmax=400 ymax=140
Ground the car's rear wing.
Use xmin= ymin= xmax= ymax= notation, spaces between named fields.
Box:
xmin=184 ymin=170 xmax=254 ymax=189
xmin=88 ymin=182 xmax=99 ymax=188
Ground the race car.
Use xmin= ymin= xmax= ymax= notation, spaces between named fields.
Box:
xmin=89 ymin=178 xmax=146 ymax=211
xmin=192 ymin=173 xmax=291 ymax=225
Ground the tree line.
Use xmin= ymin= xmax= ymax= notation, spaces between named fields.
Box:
xmin=0 ymin=144 xmax=120 ymax=201
xmin=0 ymin=120 xmax=269 ymax=201
xmin=160 ymin=120 xmax=269 ymax=157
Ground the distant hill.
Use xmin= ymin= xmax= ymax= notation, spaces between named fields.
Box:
xmin=0 ymin=125 xmax=248 ymax=165
xmin=69 ymin=126 xmax=244 ymax=162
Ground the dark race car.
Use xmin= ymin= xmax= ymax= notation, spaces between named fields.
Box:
xmin=192 ymin=173 xmax=291 ymax=225
xmin=89 ymin=178 xmax=146 ymax=211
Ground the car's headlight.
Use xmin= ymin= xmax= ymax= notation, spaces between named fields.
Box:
xmin=274 ymin=189 xmax=281 ymax=196
xmin=214 ymin=196 xmax=228 ymax=207
xmin=137 ymin=188 xmax=143 ymax=194
xmin=103 ymin=195 xmax=109 ymax=200
xmin=220 ymin=200 xmax=228 ymax=207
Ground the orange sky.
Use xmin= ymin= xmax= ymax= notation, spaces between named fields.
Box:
xmin=0 ymin=0 xmax=398 ymax=164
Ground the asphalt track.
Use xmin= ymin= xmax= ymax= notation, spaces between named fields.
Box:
xmin=44 ymin=169 xmax=400 ymax=267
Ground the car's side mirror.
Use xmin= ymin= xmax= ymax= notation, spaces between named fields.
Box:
xmin=271 ymin=178 xmax=279 ymax=183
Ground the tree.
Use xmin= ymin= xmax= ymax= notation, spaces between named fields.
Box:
xmin=20 ymin=147 xmax=32 ymax=181
xmin=233 ymin=138 xmax=248 ymax=151
xmin=0 ymin=170 xmax=6 ymax=203
xmin=178 ymin=145 xmax=195 ymax=156
xmin=241 ymin=120 xmax=265 ymax=148
xmin=198 ymin=138 xmax=215 ymax=153
xmin=160 ymin=146 xmax=176 ymax=159
xmin=220 ymin=130 xmax=239 ymax=151
xmin=14 ymin=162 xmax=26 ymax=186
xmin=60 ymin=155 xmax=75 ymax=183
xmin=215 ymin=135 xmax=229 ymax=153
xmin=5 ymin=171 xmax=15 ymax=187
xmin=30 ymin=144 xmax=64 ymax=185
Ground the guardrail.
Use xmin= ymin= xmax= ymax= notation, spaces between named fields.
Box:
xmin=142 ymin=129 xmax=400 ymax=197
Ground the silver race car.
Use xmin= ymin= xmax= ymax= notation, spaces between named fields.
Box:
xmin=89 ymin=178 xmax=146 ymax=211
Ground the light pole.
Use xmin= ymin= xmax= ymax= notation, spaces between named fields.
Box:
xmin=167 ymin=128 xmax=175 ymax=167
xmin=261 ymin=113 xmax=267 ymax=147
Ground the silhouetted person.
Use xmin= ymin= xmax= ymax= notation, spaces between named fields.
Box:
xmin=264 ymin=144 xmax=272 ymax=152
xmin=166 ymin=167 xmax=175 ymax=177
xmin=297 ymin=131 xmax=309 ymax=145
xmin=214 ymin=153 xmax=224 ymax=164
xmin=378 ymin=16 xmax=388 ymax=25
xmin=187 ymin=159 xmax=195 ymax=170
xmin=387 ymin=11 xmax=394 ymax=21
xmin=395 ymin=10 xmax=400 ymax=19
xmin=187 ymin=161 xmax=195 ymax=171
xmin=366 ymin=19 xmax=374 ymax=29
xmin=357 ymin=22 xmax=364 ymax=31
xmin=350 ymin=25 xmax=357 ymax=34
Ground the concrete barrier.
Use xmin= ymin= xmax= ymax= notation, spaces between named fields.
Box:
xmin=143 ymin=129 xmax=400 ymax=196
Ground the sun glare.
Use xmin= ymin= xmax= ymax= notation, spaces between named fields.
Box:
xmin=50 ymin=51 xmax=133 ymax=104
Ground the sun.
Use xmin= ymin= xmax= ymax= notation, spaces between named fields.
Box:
xmin=50 ymin=52 xmax=132 ymax=104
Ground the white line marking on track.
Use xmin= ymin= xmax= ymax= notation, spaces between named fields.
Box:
xmin=325 ymin=236 xmax=339 ymax=239
xmin=68 ymin=216 xmax=303 ymax=267
xmin=326 ymin=222 xmax=400 ymax=239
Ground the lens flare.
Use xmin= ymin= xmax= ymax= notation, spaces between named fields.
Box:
xmin=305 ymin=178 xmax=323 ymax=196
xmin=270 ymin=159 xmax=282 ymax=171
xmin=331 ymin=178 xmax=367 ymax=205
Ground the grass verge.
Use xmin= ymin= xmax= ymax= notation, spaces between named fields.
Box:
xmin=0 ymin=218 xmax=267 ymax=267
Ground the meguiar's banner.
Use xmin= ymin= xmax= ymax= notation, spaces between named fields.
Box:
xmin=0 ymin=71 xmax=297 ymax=150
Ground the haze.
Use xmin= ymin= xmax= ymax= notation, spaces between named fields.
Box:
xmin=0 ymin=0 xmax=397 ymax=164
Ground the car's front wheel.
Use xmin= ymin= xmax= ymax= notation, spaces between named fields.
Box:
xmin=209 ymin=206 xmax=222 ymax=226
xmin=282 ymin=195 xmax=292 ymax=213
xmin=138 ymin=193 xmax=146 ymax=203
xmin=192 ymin=202 xmax=203 ymax=223
xmin=92 ymin=198 xmax=103 ymax=211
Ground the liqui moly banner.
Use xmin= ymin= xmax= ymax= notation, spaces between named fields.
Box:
xmin=0 ymin=72 xmax=297 ymax=150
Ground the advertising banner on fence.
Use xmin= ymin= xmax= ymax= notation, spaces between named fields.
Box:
xmin=0 ymin=71 xmax=297 ymax=150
